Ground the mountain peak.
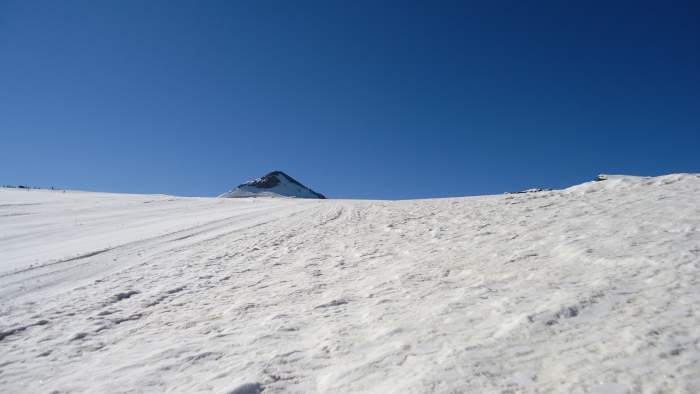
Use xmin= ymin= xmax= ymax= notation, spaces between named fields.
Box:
xmin=219 ymin=171 xmax=326 ymax=199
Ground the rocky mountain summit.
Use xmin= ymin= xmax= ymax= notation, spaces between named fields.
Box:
xmin=219 ymin=171 xmax=326 ymax=199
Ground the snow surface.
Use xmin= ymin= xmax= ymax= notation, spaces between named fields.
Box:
xmin=1 ymin=174 xmax=700 ymax=393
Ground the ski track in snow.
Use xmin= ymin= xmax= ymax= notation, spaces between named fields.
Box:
xmin=1 ymin=174 xmax=699 ymax=393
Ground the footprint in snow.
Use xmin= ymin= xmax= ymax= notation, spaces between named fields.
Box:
xmin=314 ymin=299 xmax=349 ymax=309
xmin=107 ymin=290 xmax=140 ymax=305
xmin=228 ymin=383 xmax=262 ymax=394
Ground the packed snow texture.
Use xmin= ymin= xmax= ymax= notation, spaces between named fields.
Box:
xmin=219 ymin=171 xmax=325 ymax=199
xmin=1 ymin=174 xmax=699 ymax=393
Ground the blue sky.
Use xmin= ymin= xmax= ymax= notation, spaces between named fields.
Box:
xmin=1 ymin=1 xmax=698 ymax=199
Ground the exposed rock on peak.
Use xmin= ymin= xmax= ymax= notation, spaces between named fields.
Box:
xmin=219 ymin=171 xmax=326 ymax=199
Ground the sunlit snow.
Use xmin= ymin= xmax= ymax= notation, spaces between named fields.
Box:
xmin=1 ymin=174 xmax=699 ymax=393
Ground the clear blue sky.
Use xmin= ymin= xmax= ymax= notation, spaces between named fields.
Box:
xmin=1 ymin=1 xmax=698 ymax=199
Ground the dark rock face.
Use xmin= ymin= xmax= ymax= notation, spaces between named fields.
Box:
xmin=242 ymin=172 xmax=281 ymax=189
xmin=239 ymin=171 xmax=326 ymax=199
xmin=505 ymin=188 xmax=552 ymax=195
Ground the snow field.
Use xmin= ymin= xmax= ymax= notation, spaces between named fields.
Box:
xmin=1 ymin=174 xmax=699 ymax=393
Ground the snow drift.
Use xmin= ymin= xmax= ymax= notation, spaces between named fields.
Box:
xmin=1 ymin=174 xmax=699 ymax=393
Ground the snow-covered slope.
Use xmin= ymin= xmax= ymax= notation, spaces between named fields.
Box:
xmin=219 ymin=171 xmax=326 ymax=199
xmin=1 ymin=174 xmax=699 ymax=393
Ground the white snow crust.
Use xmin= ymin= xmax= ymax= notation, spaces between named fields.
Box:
xmin=1 ymin=174 xmax=699 ymax=393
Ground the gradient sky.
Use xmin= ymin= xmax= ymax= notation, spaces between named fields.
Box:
xmin=1 ymin=1 xmax=698 ymax=199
